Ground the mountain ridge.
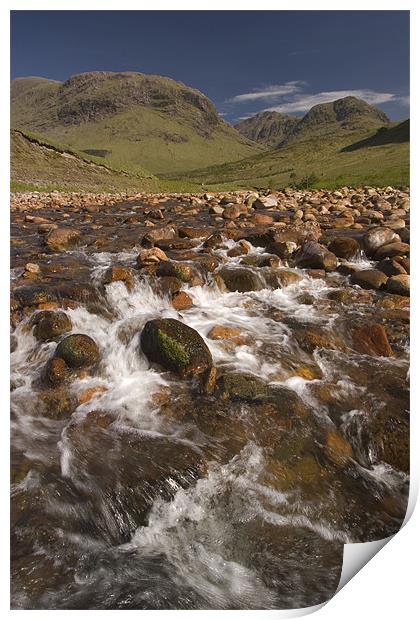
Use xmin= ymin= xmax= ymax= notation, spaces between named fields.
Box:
xmin=235 ymin=96 xmax=391 ymax=147
xmin=11 ymin=71 xmax=263 ymax=175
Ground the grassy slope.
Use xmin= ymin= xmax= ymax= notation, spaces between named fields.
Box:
xmin=11 ymin=74 xmax=263 ymax=176
xmin=44 ymin=105 xmax=261 ymax=175
xmin=10 ymin=129 xmax=158 ymax=192
xmin=179 ymin=125 xmax=409 ymax=190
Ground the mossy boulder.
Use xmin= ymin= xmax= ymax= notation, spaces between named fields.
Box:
xmin=32 ymin=311 xmax=72 ymax=342
xmin=55 ymin=334 xmax=100 ymax=369
xmin=44 ymin=356 xmax=71 ymax=386
xmin=218 ymin=372 xmax=270 ymax=401
xmin=140 ymin=318 xmax=212 ymax=378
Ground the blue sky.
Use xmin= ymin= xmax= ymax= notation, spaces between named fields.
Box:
xmin=11 ymin=10 xmax=410 ymax=121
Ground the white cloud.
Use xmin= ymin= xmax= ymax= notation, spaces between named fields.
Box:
xmin=266 ymin=89 xmax=397 ymax=114
xmin=229 ymin=81 xmax=305 ymax=103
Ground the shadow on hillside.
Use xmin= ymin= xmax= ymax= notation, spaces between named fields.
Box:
xmin=341 ymin=120 xmax=409 ymax=152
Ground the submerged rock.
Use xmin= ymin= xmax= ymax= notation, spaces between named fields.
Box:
xmin=45 ymin=227 xmax=81 ymax=252
xmin=140 ymin=318 xmax=212 ymax=378
xmin=352 ymin=324 xmax=393 ymax=357
xmin=55 ymin=334 xmax=100 ymax=369
xmin=218 ymin=267 xmax=264 ymax=292
xmin=32 ymin=311 xmax=72 ymax=342
xmin=218 ymin=372 xmax=270 ymax=401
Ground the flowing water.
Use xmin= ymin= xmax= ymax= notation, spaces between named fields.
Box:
xmin=10 ymin=196 xmax=410 ymax=609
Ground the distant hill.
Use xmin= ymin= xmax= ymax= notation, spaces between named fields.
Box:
xmin=234 ymin=111 xmax=300 ymax=147
xmin=341 ymin=119 xmax=409 ymax=152
xmin=178 ymin=120 xmax=409 ymax=190
xmin=10 ymin=129 xmax=161 ymax=192
xmin=235 ymin=96 xmax=390 ymax=147
xmin=11 ymin=71 xmax=263 ymax=175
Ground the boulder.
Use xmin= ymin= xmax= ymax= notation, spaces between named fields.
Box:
xmin=377 ymin=258 xmax=407 ymax=277
xmin=136 ymin=247 xmax=169 ymax=267
xmin=45 ymin=228 xmax=81 ymax=252
xmin=328 ymin=236 xmax=360 ymax=260
xmin=156 ymin=261 xmax=197 ymax=283
xmin=141 ymin=225 xmax=177 ymax=247
xmin=352 ymin=324 xmax=393 ymax=357
xmin=350 ymin=269 xmax=388 ymax=290
xmin=218 ymin=372 xmax=270 ymax=401
xmin=44 ymin=357 xmax=71 ymax=386
xmin=140 ymin=318 xmax=212 ymax=378
xmin=171 ymin=291 xmax=194 ymax=311
xmin=373 ymin=242 xmax=410 ymax=260
xmin=294 ymin=241 xmax=337 ymax=272
xmin=32 ymin=311 xmax=72 ymax=342
xmin=266 ymin=241 xmax=297 ymax=258
xmin=218 ymin=267 xmax=264 ymax=292
xmin=386 ymin=274 xmax=410 ymax=297
xmin=253 ymin=195 xmax=278 ymax=209
xmin=103 ymin=265 xmax=135 ymax=289
xmin=55 ymin=334 xmax=100 ymax=369
xmin=362 ymin=227 xmax=399 ymax=256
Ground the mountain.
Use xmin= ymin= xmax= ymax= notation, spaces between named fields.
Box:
xmin=179 ymin=119 xmax=409 ymax=190
xmin=10 ymin=129 xmax=161 ymax=192
xmin=11 ymin=71 xmax=263 ymax=175
xmin=235 ymin=96 xmax=390 ymax=147
xmin=234 ymin=111 xmax=300 ymax=147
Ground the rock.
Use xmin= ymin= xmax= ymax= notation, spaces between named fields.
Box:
xmin=266 ymin=241 xmax=297 ymax=258
xmin=55 ymin=334 xmax=100 ymax=369
xmin=373 ymin=241 xmax=410 ymax=260
xmin=199 ymin=366 xmax=217 ymax=395
xmin=78 ymin=385 xmax=107 ymax=405
xmin=25 ymin=263 xmax=40 ymax=274
xmin=141 ymin=225 xmax=177 ymax=247
xmin=325 ymin=429 xmax=354 ymax=467
xmin=253 ymin=195 xmax=278 ymax=209
xmin=251 ymin=213 xmax=274 ymax=225
xmin=294 ymin=326 xmax=345 ymax=353
xmin=275 ymin=270 xmax=303 ymax=288
xmin=328 ymin=236 xmax=360 ymax=259
xmin=362 ymin=227 xmax=399 ymax=256
xmin=377 ymin=258 xmax=407 ymax=277
xmin=223 ymin=205 xmax=241 ymax=220
xmin=136 ymin=247 xmax=169 ymax=267
xmin=350 ymin=269 xmax=388 ymax=290
xmin=295 ymin=241 xmax=337 ymax=272
xmin=38 ymin=388 xmax=77 ymax=420
xmin=208 ymin=325 xmax=242 ymax=341
xmin=370 ymin=409 xmax=409 ymax=473
xmin=156 ymin=261 xmax=197 ymax=283
xmin=171 ymin=291 xmax=193 ymax=311
xmin=218 ymin=372 xmax=269 ymax=401
xmin=32 ymin=311 xmax=72 ymax=342
xmin=103 ymin=265 xmax=135 ymax=289
xmin=209 ymin=205 xmax=224 ymax=216
xmin=178 ymin=227 xmax=210 ymax=239
xmin=140 ymin=318 xmax=212 ymax=378
xmin=218 ymin=267 xmax=264 ymax=292
xmin=386 ymin=274 xmax=410 ymax=297
xmin=45 ymin=228 xmax=81 ymax=252
xmin=353 ymin=324 xmax=393 ymax=357
xmin=158 ymin=276 xmax=182 ymax=295
xmin=44 ymin=357 xmax=71 ymax=386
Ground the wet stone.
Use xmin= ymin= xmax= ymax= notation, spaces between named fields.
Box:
xmin=55 ymin=334 xmax=100 ymax=369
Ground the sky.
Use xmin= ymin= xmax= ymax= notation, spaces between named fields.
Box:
xmin=10 ymin=10 xmax=410 ymax=122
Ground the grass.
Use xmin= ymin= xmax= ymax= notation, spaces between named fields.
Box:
xmin=176 ymin=126 xmax=409 ymax=190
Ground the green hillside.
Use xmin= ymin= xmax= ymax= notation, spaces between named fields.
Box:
xmin=176 ymin=121 xmax=409 ymax=190
xmin=10 ymin=129 xmax=160 ymax=192
xmin=11 ymin=72 xmax=263 ymax=176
